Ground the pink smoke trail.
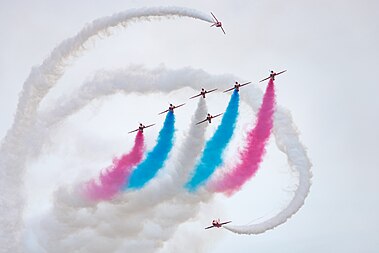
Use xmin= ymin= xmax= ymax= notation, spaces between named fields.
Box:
xmin=210 ymin=79 xmax=276 ymax=196
xmin=83 ymin=131 xmax=145 ymax=201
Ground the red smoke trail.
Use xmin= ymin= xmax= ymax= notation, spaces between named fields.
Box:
xmin=210 ymin=79 xmax=275 ymax=196
xmin=83 ymin=131 xmax=145 ymax=201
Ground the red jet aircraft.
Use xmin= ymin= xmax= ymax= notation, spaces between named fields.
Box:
xmin=158 ymin=103 xmax=185 ymax=115
xmin=223 ymin=81 xmax=252 ymax=93
xmin=128 ymin=123 xmax=155 ymax=134
xmin=189 ymin=88 xmax=217 ymax=99
xmin=205 ymin=219 xmax=232 ymax=229
xmin=259 ymin=70 xmax=287 ymax=83
xmin=196 ymin=113 xmax=223 ymax=125
xmin=210 ymin=12 xmax=226 ymax=35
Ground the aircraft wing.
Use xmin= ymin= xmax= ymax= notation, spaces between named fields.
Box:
xmin=205 ymin=225 xmax=215 ymax=230
xmin=220 ymin=221 xmax=232 ymax=226
xmin=221 ymin=26 xmax=226 ymax=35
xmin=223 ymin=87 xmax=235 ymax=93
xmin=210 ymin=12 xmax=218 ymax=22
xmin=175 ymin=103 xmax=185 ymax=109
xmin=276 ymin=70 xmax=287 ymax=75
xmin=189 ymin=93 xmax=201 ymax=99
xmin=144 ymin=124 xmax=155 ymax=129
xmin=128 ymin=128 xmax=139 ymax=134
xmin=240 ymin=81 xmax=252 ymax=87
xmin=158 ymin=109 xmax=169 ymax=115
xmin=206 ymin=88 xmax=218 ymax=94
xmin=212 ymin=113 xmax=223 ymax=119
xmin=196 ymin=118 xmax=208 ymax=125
xmin=259 ymin=76 xmax=270 ymax=83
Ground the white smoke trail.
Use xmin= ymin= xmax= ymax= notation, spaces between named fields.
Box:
xmin=222 ymin=106 xmax=312 ymax=234
xmin=0 ymin=7 xmax=213 ymax=252
xmin=39 ymin=66 xmax=234 ymax=128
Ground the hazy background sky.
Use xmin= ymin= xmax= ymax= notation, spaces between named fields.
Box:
xmin=1 ymin=0 xmax=379 ymax=252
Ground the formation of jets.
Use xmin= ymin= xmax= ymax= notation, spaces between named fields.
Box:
xmin=127 ymin=69 xmax=286 ymax=229
xmin=128 ymin=69 xmax=285 ymax=135
xmin=127 ymin=13 xmax=286 ymax=230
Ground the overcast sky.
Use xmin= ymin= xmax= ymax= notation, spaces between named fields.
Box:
xmin=1 ymin=0 xmax=379 ymax=252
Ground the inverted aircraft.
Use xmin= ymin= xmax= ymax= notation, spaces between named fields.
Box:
xmin=189 ymin=88 xmax=217 ymax=99
xmin=210 ymin=12 xmax=226 ymax=35
xmin=196 ymin=113 xmax=223 ymax=125
xmin=223 ymin=81 xmax=252 ymax=93
xmin=128 ymin=123 xmax=155 ymax=134
xmin=158 ymin=103 xmax=185 ymax=115
xmin=205 ymin=219 xmax=232 ymax=229
xmin=259 ymin=70 xmax=287 ymax=82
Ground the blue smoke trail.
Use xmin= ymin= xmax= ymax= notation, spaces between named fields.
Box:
xmin=186 ymin=90 xmax=239 ymax=191
xmin=126 ymin=111 xmax=175 ymax=189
